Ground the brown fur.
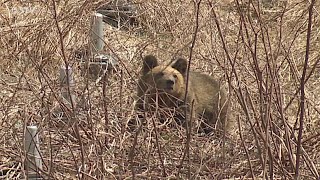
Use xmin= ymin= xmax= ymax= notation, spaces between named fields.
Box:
xmin=135 ymin=55 xmax=230 ymax=134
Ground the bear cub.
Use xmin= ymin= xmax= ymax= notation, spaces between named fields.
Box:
xmin=135 ymin=55 xmax=230 ymax=135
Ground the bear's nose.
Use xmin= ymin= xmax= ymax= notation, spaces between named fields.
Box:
xmin=166 ymin=79 xmax=174 ymax=89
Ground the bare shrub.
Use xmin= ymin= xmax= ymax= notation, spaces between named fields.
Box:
xmin=0 ymin=0 xmax=319 ymax=179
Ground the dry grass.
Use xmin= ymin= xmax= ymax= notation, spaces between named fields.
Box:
xmin=0 ymin=0 xmax=319 ymax=179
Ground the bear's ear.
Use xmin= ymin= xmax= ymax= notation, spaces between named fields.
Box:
xmin=142 ymin=55 xmax=158 ymax=75
xmin=171 ymin=57 xmax=188 ymax=75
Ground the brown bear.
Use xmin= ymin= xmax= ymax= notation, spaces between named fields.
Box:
xmin=134 ymin=55 xmax=230 ymax=135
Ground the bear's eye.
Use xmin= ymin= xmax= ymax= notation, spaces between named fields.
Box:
xmin=157 ymin=72 xmax=164 ymax=77
xmin=173 ymin=74 xmax=178 ymax=79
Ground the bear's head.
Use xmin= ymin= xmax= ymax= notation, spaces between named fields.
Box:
xmin=141 ymin=55 xmax=188 ymax=99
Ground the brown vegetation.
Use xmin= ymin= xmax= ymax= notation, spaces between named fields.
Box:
xmin=0 ymin=0 xmax=319 ymax=179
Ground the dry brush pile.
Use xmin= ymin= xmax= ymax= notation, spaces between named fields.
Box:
xmin=0 ymin=0 xmax=319 ymax=179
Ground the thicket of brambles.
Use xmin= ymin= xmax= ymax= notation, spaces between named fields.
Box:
xmin=0 ymin=0 xmax=319 ymax=179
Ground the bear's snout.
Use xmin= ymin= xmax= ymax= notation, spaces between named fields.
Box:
xmin=166 ymin=79 xmax=175 ymax=90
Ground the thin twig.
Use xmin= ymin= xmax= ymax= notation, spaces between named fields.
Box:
xmin=177 ymin=1 xmax=201 ymax=179
xmin=295 ymin=0 xmax=315 ymax=179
